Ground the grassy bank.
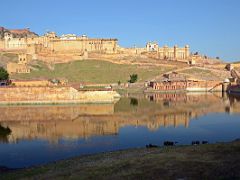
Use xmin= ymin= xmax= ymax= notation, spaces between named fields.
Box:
xmin=11 ymin=60 xmax=173 ymax=83
xmin=1 ymin=140 xmax=240 ymax=179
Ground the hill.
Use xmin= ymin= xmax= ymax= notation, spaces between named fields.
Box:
xmin=0 ymin=52 xmax=18 ymax=68
xmin=11 ymin=59 xmax=175 ymax=84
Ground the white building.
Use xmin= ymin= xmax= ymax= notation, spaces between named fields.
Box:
xmin=60 ymin=34 xmax=77 ymax=40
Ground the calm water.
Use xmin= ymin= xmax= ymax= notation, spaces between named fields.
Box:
xmin=0 ymin=92 xmax=240 ymax=168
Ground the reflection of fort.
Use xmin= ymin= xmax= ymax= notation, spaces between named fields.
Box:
xmin=0 ymin=93 xmax=239 ymax=143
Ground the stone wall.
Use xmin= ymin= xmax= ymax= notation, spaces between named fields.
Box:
xmin=0 ymin=87 xmax=120 ymax=104
xmin=11 ymin=80 xmax=51 ymax=87
xmin=7 ymin=62 xmax=30 ymax=74
xmin=0 ymin=35 xmax=117 ymax=54
xmin=50 ymin=39 xmax=117 ymax=54
xmin=0 ymin=40 xmax=5 ymax=50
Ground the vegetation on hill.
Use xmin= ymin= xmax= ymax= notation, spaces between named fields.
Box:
xmin=0 ymin=53 xmax=18 ymax=68
xmin=129 ymin=74 xmax=138 ymax=83
xmin=0 ymin=67 xmax=9 ymax=80
xmin=11 ymin=60 xmax=174 ymax=83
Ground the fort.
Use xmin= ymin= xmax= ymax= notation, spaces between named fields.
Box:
xmin=0 ymin=27 xmax=196 ymax=74
xmin=0 ymin=27 xmax=234 ymax=94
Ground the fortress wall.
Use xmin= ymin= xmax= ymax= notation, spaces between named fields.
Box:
xmin=51 ymin=40 xmax=86 ymax=53
xmin=35 ymin=54 xmax=84 ymax=63
xmin=1 ymin=35 xmax=117 ymax=56
xmin=50 ymin=39 xmax=117 ymax=54
xmin=0 ymin=40 xmax=5 ymax=49
xmin=0 ymin=87 xmax=119 ymax=104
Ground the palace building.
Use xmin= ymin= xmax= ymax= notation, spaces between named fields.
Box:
xmin=146 ymin=42 xmax=190 ymax=60
xmin=0 ymin=27 xmax=118 ymax=54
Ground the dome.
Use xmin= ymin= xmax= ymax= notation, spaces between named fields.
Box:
xmin=224 ymin=78 xmax=230 ymax=83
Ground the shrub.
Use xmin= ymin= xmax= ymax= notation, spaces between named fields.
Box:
xmin=0 ymin=67 xmax=9 ymax=81
xmin=129 ymin=74 xmax=138 ymax=83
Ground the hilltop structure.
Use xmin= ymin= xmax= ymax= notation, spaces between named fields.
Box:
xmin=146 ymin=42 xmax=190 ymax=60
xmin=0 ymin=27 xmax=219 ymax=75
xmin=0 ymin=27 xmax=118 ymax=54
xmin=7 ymin=53 xmax=31 ymax=73
xmin=0 ymin=27 xmax=118 ymax=65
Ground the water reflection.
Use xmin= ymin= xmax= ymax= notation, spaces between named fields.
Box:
xmin=0 ymin=125 xmax=11 ymax=143
xmin=0 ymin=92 xmax=239 ymax=144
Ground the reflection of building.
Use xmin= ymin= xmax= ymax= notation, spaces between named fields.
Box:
xmin=1 ymin=92 xmax=238 ymax=143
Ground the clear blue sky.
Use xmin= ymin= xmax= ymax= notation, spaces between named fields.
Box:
xmin=1 ymin=0 xmax=240 ymax=61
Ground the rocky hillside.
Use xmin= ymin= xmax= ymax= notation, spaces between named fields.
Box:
xmin=0 ymin=52 xmax=18 ymax=68
xmin=0 ymin=26 xmax=38 ymax=39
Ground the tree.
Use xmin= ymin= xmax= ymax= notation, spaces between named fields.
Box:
xmin=130 ymin=98 xmax=138 ymax=106
xmin=118 ymin=80 xmax=121 ymax=86
xmin=129 ymin=74 xmax=138 ymax=83
xmin=0 ymin=67 xmax=9 ymax=81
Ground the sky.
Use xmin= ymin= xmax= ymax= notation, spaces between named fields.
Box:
xmin=0 ymin=0 xmax=240 ymax=61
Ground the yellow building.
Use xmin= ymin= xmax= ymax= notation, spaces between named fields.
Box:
xmin=7 ymin=53 xmax=31 ymax=74
xmin=146 ymin=42 xmax=190 ymax=60
xmin=0 ymin=29 xmax=118 ymax=54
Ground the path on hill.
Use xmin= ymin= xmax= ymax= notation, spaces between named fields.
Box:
xmin=149 ymin=66 xmax=230 ymax=82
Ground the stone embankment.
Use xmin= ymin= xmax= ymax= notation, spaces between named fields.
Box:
xmin=0 ymin=86 xmax=120 ymax=104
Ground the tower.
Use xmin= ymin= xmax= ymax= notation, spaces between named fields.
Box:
xmin=185 ymin=45 xmax=190 ymax=59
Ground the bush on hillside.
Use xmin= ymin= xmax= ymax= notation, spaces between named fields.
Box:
xmin=129 ymin=74 xmax=138 ymax=83
xmin=0 ymin=67 xmax=9 ymax=81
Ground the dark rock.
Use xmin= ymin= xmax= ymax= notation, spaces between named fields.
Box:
xmin=192 ymin=141 xmax=200 ymax=145
xmin=202 ymin=141 xmax=208 ymax=144
xmin=164 ymin=141 xmax=175 ymax=146
xmin=146 ymin=144 xmax=158 ymax=148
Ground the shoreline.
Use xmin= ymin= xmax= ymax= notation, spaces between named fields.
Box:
xmin=1 ymin=140 xmax=240 ymax=179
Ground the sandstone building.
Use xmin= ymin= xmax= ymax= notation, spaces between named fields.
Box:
xmin=0 ymin=28 xmax=118 ymax=54
xmin=7 ymin=53 xmax=31 ymax=74
xmin=0 ymin=27 xmax=195 ymax=75
xmin=146 ymin=42 xmax=190 ymax=60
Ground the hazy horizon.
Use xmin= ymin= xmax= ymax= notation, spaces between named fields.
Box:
xmin=1 ymin=0 xmax=240 ymax=62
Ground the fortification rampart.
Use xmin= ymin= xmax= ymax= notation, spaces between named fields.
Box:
xmin=0 ymin=87 xmax=120 ymax=104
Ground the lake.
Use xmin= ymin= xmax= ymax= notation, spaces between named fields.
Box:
xmin=0 ymin=92 xmax=240 ymax=168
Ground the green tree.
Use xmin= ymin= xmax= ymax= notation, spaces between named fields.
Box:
xmin=0 ymin=67 xmax=9 ymax=81
xmin=129 ymin=74 xmax=138 ymax=83
xmin=118 ymin=80 xmax=121 ymax=86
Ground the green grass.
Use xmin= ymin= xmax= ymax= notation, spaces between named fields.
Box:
xmin=233 ymin=61 xmax=240 ymax=64
xmin=179 ymin=67 xmax=222 ymax=80
xmin=180 ymin=67 xmax=211 ymax=74
xmin=11 ymin=59 xmax=173 ymax=83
